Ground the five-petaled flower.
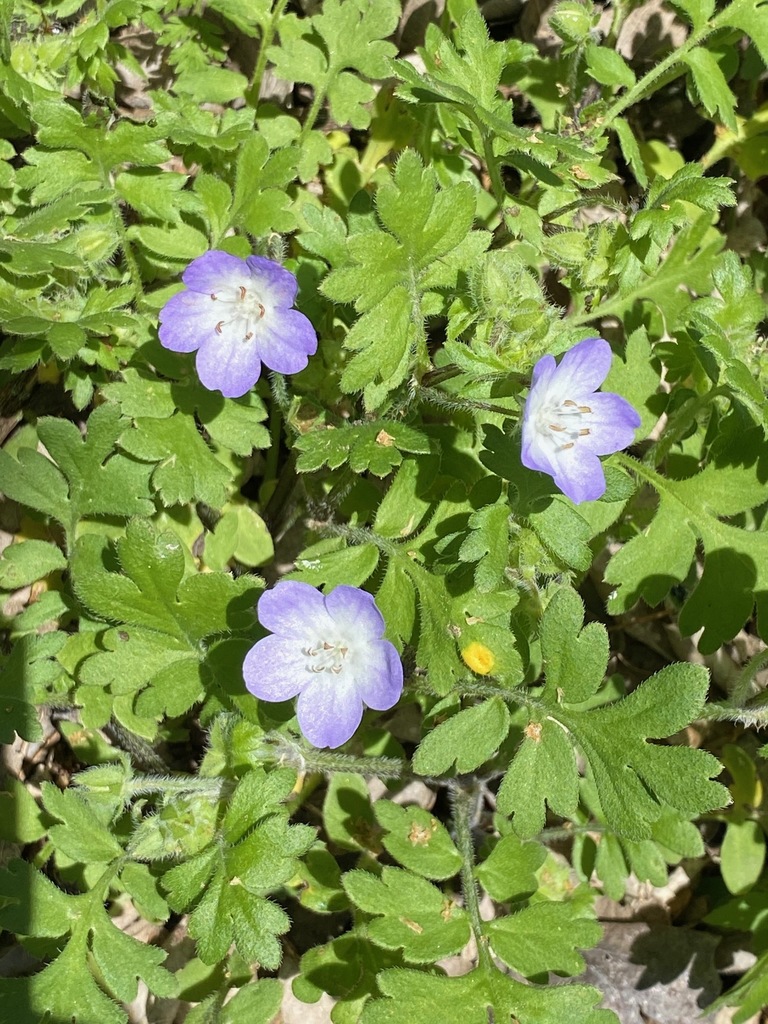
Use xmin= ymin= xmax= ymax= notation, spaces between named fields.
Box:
xmin=158 ymin=250 xmax=317 ymax=398
xmin=521 ymin=337 xmax=641 ymax=504
xmin=243 ymin=581 xmax=404 ymax=749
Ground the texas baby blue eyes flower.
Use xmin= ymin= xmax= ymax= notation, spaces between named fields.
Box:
xmin=243 ymin=581 xmax=404 ymax=749
xmin=158 ymin=250 xmax=317 ymax=399
xmin=521 ymin=337 xmax=641 ymax=504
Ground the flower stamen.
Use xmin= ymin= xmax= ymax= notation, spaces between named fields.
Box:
xmin=304 ymin=637 xmax=352 ymax=674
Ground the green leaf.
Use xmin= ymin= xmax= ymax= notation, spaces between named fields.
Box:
xmin=0 ymin=405 xmax=154 ymax=538
xmin=323 ymin=772 xmax=380 ymax=853
xmin=613 ymin=118 xmax=649 ymax=189
xmin=668 ymin=0 xmax=715 ymax=31
xmin=0 ymin=445 xmax=70 ymax=528
xmin=323 ymin=150 xmax=488 ymax=407
xmin=90 ymin=910 xmax=178 ymax=1002
xmin=497 ymin=717 xmax=580 ymax=839
xmin=559 ymin=664 xmax=728 ymax=840
xmin=720 ymin=818 xmax=765 ymax=895
xmin=0 ymin=940 xmax=126 ymax=1024
xmin=458 ymin=501 xmax=510 ymax=593
xmin=0 ymin=780 xmax=47 ymax=842
xmin=204 ymin=503 xmax=274 ymax=570
xmin=605 ymin=454 xmax=768 ymax=652
xmin=0 ymin=633 xmax=66 ymax=743
xmin=499 ymin=595 xmax=728 ymax=840
xmin=683 ymin=47 xmax=738 ymax=130
xmin=129 ymin=222 xmax=209 ymax=262
xmin=413 ymin=698 xmax=510 ymax=775
xmin=0 ymin=859 xmax=77 ymax=937
xmin=539 ymin=588 xmax=608 ymax=704
xmin=294 ymin=931 xmax=401 ymax=1016
xmin=295 ymin=421 xmax=430 ymax=477
xmin=361 ymin=967 xmax=617 ymax=1024
xmin=269 ymin=0 xmax=399 ymax=130
xmin=376 ymin=558 xmax=417 ymax=645
xmin=584 ymin=44 xmax=636 ymax=90
xmin=289 ymin=540 xmax=380 ymax=589
xmin=475 ymin=833 xmax=547 ymax=902
xmin=43 ymin=782 xmax=123 ymax=863
xmin=374 ymin=802 xmax=462 ymax=880
xmin=119 ymin=413 xmax=231 ymax=508
xmin=230 ymin=134 xmax=298 ymax=235
xmin=343 ymin=867 xmax=470 ymax=962
xmin=486 ymin=896 xmax=602 ymax=977
xmin=219 ymin=979 xmax=284 ymax=1024
xmin=0 ymin=540 xmax=66 ymax=589
xmin=163 ymin=780 xmax=314 ymax=968
xmin=175 ymin=67 xmax=249 ymax=104
xmin=72 ymin=519 xmax=259 ymax=720
xmin=717 ymin=0 xmax=768 ymax=67
xmin=115 ymin=168 xmax=188 ymax=222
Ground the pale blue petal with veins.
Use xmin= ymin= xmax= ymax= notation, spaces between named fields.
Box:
xmin=521 ymin=337 xmax=641 ymax=504
xmin=243 ymin=581 xmax=404 ymax=749
xmin=158 ymin=251 xmax=317 ymax=398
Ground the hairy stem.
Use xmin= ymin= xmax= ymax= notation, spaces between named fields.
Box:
xmin=249 ymin=732 xmax=408 ymax=779
xmin=450 ymin=779 xmax=493 ymax=972
xmin=246 ymin=0 xmax=291 ymax=107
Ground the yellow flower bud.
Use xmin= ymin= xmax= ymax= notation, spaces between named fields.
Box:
xmin=461 ymin=641 xmax=495 ymax=676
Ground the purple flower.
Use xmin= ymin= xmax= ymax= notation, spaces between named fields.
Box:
xmin=243 ymin=581 xmax=404 ymax=749
xmin=158 ymin=251 xmax=317 ymax=398
xmin=521 ymin=337 xmax=641 ymax=504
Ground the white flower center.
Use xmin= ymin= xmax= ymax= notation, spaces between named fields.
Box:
xmin=209 ymin=283 xmax=267 ymax=342
xmin=538 ymin=398 xmax=593 ymax=453
xmin=303 ymin=638 xmax=352 ymax=675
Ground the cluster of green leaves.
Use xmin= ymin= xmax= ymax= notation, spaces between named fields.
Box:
xmin=2 ymin=0 xmax=768 ymax=1022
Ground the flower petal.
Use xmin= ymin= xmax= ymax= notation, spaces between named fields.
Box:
xmin=246 ymin=255 xmax=299 ymax=307
xmin=258 ymin=308 xmax=318 ymax=375
xmin=258 ymin=581 xmax=334 ymax=638
xmin=580 ymin=392 xmax=641 ymax=455
xmin=243 ymin=634 xmax=306 ymax=701
xmin=354 ymin=640 xmax=404 ymax=711
xmin=158 ymin=291 xmax=215 ymax=352
xmin=182 ymin=250 xmax=247 ymax=294
xmin=521 ymin=412 xmax=558 ymax=478
xmin=550 ymin=337 xmax=612 ymax=397
xmin=552 ymin=449 xmax=607 ymax=504
xmin=324 ymin=585 xmax=385 ymax=638
xmin=529 ymin=353 xmax=557 ymax=393
xmin=297 ymin=674 xmax=364 ymax=748
xmin=195 ymin=323 xmax=263 ymax=398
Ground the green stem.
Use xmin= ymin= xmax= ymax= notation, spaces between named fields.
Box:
xmin=110 ymin=196 xmax=144 ymax=306
xmin=645 ymin=386 xmax=729 ymax=467
xmin=699 ymin=702 xmax=768 ymax=728
xmin=605 ymin=0 xmax=630 ymax=48
xmin=309 ymin=517 xmax=401 ymax=558
xmin=126 ymin=775 xmax=231 ymax=799
xmin=450 ymin=779 xmax=493 ymax=972
xmin=264 ymin=399 xmax=283 ymax=484
xmin=416 ymin=385 xmax=520 ymax=418
xmin=601 ymin=6 xmax=738 ymax=127
xmin=729 ymin=649 xmax=768 ymax=709
xmin=481 ymin=133 xmax=506 ymax=212
xmin=249 ymin=732 xmax=407 ymax=779
xmin=246 ymin=0 xmax=291 ymax=107
xmin=300 ymin=71 xmax=333 ymax=140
